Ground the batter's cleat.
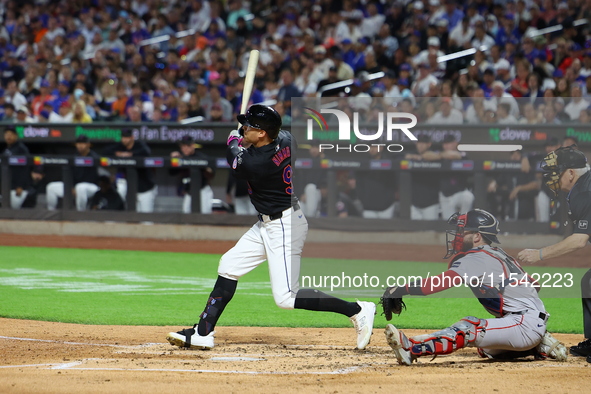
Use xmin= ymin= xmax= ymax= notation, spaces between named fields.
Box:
xmin=384 ymin=324 xmax=414 ymax=366
xmin=537 ymin=331 xmax=568 ymax=361
xmin=349 ymin=301 xmax=376 ymax=350
xmin=570 ymin=338 xmax=591 ymax=357
xmin=166 ymin=325 xmax=214 ymax=350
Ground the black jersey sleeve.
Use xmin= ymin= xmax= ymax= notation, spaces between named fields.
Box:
xmin=226 ymin=140 xmax=248 ymax=179
xmin=570 ymin=191 xmax=591 ymax=236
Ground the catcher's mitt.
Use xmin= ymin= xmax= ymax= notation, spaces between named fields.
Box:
xmin=380 ymin=286 xmax=406 ymax=321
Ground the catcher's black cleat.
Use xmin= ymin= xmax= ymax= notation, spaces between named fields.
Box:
xmin=570 ymin=338 xmax=591 ymax=357
xmin=166 ymin=324 xmax=215 ymax=350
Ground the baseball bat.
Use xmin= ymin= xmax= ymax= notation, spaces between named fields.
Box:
xmin=238 ymin=49 xmax=260 ymax=129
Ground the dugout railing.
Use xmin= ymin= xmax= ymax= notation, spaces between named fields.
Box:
xmin=0 ymin=154 xmax=570 ymax=236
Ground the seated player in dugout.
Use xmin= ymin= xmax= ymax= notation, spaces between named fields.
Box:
xmin=169 ymin=135 xmax=215 ymax=214
xmin=381 ymin=209 xmax=567 ymax=365
xmin=405 ymin=134 xmax=441 ymax=221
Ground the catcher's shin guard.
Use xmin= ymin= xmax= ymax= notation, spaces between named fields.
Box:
xmin=197 ymin=276 xmax=237 ymax=336
xmin=407 ymin=316 xmax=486 ymax=357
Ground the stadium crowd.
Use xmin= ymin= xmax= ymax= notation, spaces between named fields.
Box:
xmin=0 ymin=0 xmax=590 ymax=124
xmin=1 ymin=0 xmax=590 ymax=220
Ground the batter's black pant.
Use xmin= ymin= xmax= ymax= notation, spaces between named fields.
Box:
xmin=582 ymin=269 xmax=591 ymax=339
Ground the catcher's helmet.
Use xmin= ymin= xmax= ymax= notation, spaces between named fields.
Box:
xmin=444 ymin=209 xmax=500 ymax=258
xmin=541 ymin=145 xmax=588 ymax=197
xmin=237 ymin=104 xmax=282 ymax=140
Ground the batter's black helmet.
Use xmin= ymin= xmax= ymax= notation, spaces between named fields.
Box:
xmin=237 ymin=104 xmax=282 ymax=139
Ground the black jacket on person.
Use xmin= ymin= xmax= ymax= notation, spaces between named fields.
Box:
xmin=74 ymin=150 xmax=101 ymax=185
xmin=169 ymin=150 xmax=215 ymax=195
xmin=103 ymin=141 xmax=155 ymax=193
xmin=3 ymin=140 xmax=31 ymax=190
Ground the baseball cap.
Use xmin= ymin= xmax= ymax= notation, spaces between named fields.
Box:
xmin=544 ymin=137 xmax=560 ymax=147
xmin=341 ymin=39 xmax=352 ymax=45
xmin=17 ymin=106 xmax=29 ymax=114
xmin=76 ymin=135 xmax=90 ymax=143
xmin=400 ymin=63 xmax=412 ymax=71
xmin=40 ymin=79 xmax=50 ymax=88
xmin=60 ymin=80 xmax=70 ymax=88
xmin=443 ymin=134 xmax=456 ymax=143
xmin=314 ymin=45 xmax=327 ymax=54
xmin=553 ymin=69 xmax=564 ymax=78
xmin=552 ymin=147 xmax=588 ymax=169
xmin=494 ymin=59 xmax=509 ymax=70
xmin=413 ymin=1 xmax=424 ymax=10
xmin=428 ymin=36 xmax=440 ymax=47
xmin=179 ymin=135 xmax=194 ymax=145
xmin=60 ymin=101 xmax=71 ymax=108
xmin=121 ymin=129 xmax=133 ymax=137
xmin=417 ymin=134 xmax=431 ymax=143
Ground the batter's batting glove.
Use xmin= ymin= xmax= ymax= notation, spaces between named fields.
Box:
xmin=380 ymin=286 xmax=407 ymax=321
xmin=227 ymin=129 xmax=243 ymax=146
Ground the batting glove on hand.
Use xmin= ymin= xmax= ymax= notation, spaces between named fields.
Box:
xmin=227 ymin=129 xmax=243 ymax=146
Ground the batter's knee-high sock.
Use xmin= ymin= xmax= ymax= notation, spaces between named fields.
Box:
xmin=197 ymin=276 xmax=237 ymax=336
xmin=293 ymin=289 xmax=361 ymax=317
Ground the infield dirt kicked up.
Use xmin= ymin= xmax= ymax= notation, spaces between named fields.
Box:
xmin=0 ymin=234 xmax=590 ymax=393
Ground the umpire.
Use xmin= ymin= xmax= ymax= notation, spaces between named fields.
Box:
xmin=518 ymin=146 xmax=591 ymax=363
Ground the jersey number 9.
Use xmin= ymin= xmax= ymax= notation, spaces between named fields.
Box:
xmin=283 ymin=165 xmax=292 ymax=195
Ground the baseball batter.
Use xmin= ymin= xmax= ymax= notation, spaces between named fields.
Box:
xmin=381 ymin=209 xmax=567 ymax=365
xmin=167 ymin=105 xmax=375 ymax=350
xmin=46 ymin=135 xmax=100 ymax=211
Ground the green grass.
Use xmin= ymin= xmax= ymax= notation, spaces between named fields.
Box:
xmin=0 ymin=246 xmax=584 ymax=333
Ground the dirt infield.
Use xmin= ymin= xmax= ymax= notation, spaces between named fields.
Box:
xmin=0 ymin=319 xmax=589 ymax=393
xmin=1 ymin=233 xmax=590 ymax=392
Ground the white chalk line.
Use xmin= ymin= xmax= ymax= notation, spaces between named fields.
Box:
xmin=0 ymin=335 xmax=393 ymax=351
xmin=0 ymin=335 xmax=133 ymax=348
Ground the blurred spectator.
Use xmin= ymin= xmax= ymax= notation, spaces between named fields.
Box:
xmin=2 ymin=127 xmax=30 ymax=209
xmin=4 ymin=80 xmax=27 ymax=109
xmin=412 ymin=63 xmax=439 ymax=97
xmin=1 ymin=104 xmax=16 ymax=122
xmin=564 ymin=84 xmax=590 ymax=120
xmin=276 ymin=69 xmax=301 ymax=116
xmin=89 ymin=176 xmax=126 ymax=211
xmin=520 ymin=102 xmax=542 ymax=124
xmin=449 ymin=17 xmax=474 ymax=47
xmin=15 ymin=106 xmax=36 ymax=123
xmin=427 ymin=98 xmax=463 ymax=124
xmin=497 ymin=102 xmax=519 ymax=124
xmin=102 ymin=129 xmax=157 ymax=213
xmin=72 ymin=101 xmax=93 ymax=123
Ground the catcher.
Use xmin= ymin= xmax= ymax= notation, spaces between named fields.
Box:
xmin=381 ymin=209 xmax=567 ymax=365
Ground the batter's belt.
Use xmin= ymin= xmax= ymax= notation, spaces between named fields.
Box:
xmin=258 ymin=203 xmax=301 ymax=222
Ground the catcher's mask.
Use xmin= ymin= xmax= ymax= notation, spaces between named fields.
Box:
xmin=541 ymin=145 xmax=588 ymax=197
xmin=444 ymin=209 xmax=500 ymax=259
